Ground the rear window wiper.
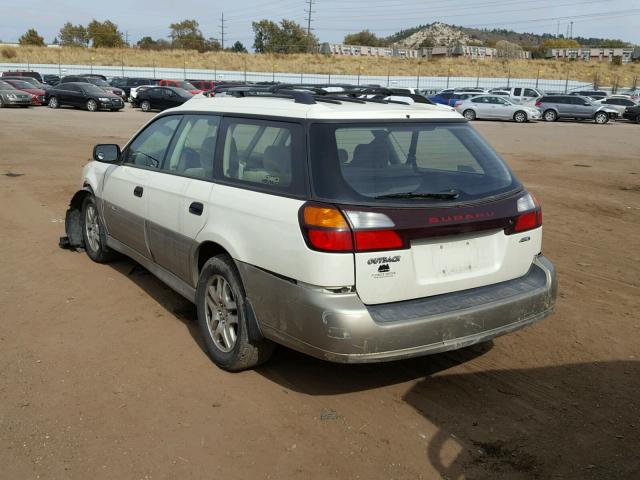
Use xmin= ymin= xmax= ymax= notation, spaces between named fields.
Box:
xmin=375 ymin=189 xmax=460 ymax=200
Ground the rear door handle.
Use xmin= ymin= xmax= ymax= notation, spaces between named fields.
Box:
xmin=189 ymin=202 xmax=204 ymax=216
xmin=133 ymin=186 xmax=143 ymax=197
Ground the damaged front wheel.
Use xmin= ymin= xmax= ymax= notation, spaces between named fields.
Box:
xmin=81 ymin=195 xmax=115 ymax=263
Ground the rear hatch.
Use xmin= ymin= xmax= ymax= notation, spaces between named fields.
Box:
xmin=308 ymin=121 xmax=542 ymax=305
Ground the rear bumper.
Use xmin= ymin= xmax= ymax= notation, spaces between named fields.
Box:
xmin=237 ymin=255 xmax=557 ymax=363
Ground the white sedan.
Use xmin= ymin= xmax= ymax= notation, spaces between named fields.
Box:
xmin=455 ymin=95 xmax=541 ymax=123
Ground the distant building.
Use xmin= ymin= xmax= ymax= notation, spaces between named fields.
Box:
xmin=546 ymin=47 xmax=635 ymax=63
xmin=320 ymin=42 xmax=531 ymax=60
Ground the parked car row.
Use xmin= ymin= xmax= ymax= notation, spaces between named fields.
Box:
xmin=428 ymin=86 xmax=640 ymax=124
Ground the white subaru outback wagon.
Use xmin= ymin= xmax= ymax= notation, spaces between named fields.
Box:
xmin=64 ymin=89 xmax=557 ymax=371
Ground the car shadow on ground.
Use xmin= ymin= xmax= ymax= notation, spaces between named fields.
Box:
xmin=103 ymin=258 xmax=639 ymax=480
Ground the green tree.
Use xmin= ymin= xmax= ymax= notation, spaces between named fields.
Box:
xmin=252 ymin=19 xmax=317 ymax=53
xmin=59 ymin=22 xmax=89 ymax=47
xmin=343 ymin=30 xmax=387 ymax=47
xmin=169 ymin=19 xmax=208 ymax=52
xmin=205 ymin=38 xmax=222 ymax=51
xmin=137 ymin=37 xmax=171 ymax=50
xmin=230 ymin=41 xmax=247 ymax=53
xmin=87 ymin=20 xmax=125 ymax=48
xmin=532 ymin=38 xmax=581 ymax=59
xmin=19 ymin=28 xmax=45 ymax=46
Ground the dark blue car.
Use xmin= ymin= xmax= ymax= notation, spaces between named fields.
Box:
xmin=429 ymin=91 xmax=454 ymax=105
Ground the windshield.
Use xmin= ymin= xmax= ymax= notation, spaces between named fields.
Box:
xmin=0 ymin=80 xmax=15 ymax=89
xmin=177 ymin=81 xmax=196 ymax=90
xmin=10 ymin=80 xmax=34 ymax=89
xmin=86 ymin=78 xmax=109 ymax=87
xmin=82 ymin=84 xmax=109 ymax=95
xmin=309 ymin=122 xmax=520 ymax=205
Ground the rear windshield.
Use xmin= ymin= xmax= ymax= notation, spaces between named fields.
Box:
xmin=309 ymin=122 xmax=520 ymax=205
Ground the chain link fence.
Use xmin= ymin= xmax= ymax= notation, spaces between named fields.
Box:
xmin=1 ymin=62 xmax=600 ymax=93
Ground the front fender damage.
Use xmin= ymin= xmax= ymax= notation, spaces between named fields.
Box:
xmin=59 ymin=189 xmax=92 ymax=250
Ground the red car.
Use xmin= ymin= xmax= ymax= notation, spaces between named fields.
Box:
xmin=3 ymin=79 xmax=46 ymax=105
xmin=158 ymin=79 xmax=203 ymax=95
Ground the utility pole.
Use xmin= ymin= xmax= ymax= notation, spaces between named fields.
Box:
xmin=305 ymin=0 xmax=314 ymax=37
xmin=220 ymin=12 xmax=226 ymax=50
xmin=303 ymin=0 xmax=315 ymax=53
xmin=125 ymin=31 xmax=129 ymax=46
xmin=569 ymin=21 xmax=574 ymax=39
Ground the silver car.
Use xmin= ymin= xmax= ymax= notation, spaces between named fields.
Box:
xmin=455 ymin=95 xmax=541 ymax=123
xmin=0 ymin=80 xmax=32 ymax=107
xmin=537 ymin=95 xmax=618 ymax=124
xmin=594 ymin=97 xmax=638 ymax=116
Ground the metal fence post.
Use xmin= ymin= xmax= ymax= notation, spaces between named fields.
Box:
xmin=446 ymin=66 xmax=450 ymax=88
xmin=476 ymin=67 xmax=480 ymax=88
xmin=564 ymin=66 xmax=569 ymax=93
xmin=244 ymin=58 xmax=247 ymax=83
xmin=58 ymin=50 xmax=61 ymax=76
xmin=386 ymin=64 xmax=390 ymax=87
xmin=535 ymin=68 xmax=540 ymax=89
xmin=300 ymin=66 xmax=303 ymax=83
xmin=506 ymin=65 xmax=511 ymax=88
xmin=416 ymin=62 xmax=421 ymax=89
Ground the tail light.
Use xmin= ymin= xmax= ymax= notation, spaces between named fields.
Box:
xmin=535 ymin=101 xmax=542 ymax=107
xmin=300 ymin=204 xmax=407 ymax=253
xmin=507 ymin=193 xmax=542 ymax=234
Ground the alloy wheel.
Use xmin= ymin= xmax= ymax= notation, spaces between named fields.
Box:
xmin=84 ymin=203 xmax=100 ymax=252
xmin=204 ymin=275 xmax=239 ymax=353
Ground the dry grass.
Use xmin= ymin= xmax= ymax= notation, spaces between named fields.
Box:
xmin=4 ymin=46 xmax=640 ymax=86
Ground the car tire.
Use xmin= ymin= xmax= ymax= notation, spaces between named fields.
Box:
xmin=594 ymin=112 xmax=608 ymax=124
xmin=543 ymin=109 xmax=557 ymax=122
xmin=48 ymin=96 xmax=58 ymax=109
xmin=0 ymin=98 xmax=4 ymax=108
xmin=196 ymin=255 xmax=275 ymax=371
xmin=81 ymin=195 xmax=116 ymax=263
xmin=514 ymin=111 xmax=528 ymax=123
xmin=635 ymin=114 xmax=640 ymax=124
xmin=140 ymin=100 xmax=151 ymax=112
xmin=86 ymin=99 xmax=98 ymax=112
xmin=463 ymin=109 xmax=476 ymax=121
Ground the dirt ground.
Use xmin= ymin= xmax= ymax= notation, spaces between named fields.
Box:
xmin=0 ymin=106 xmax=638 ymax=480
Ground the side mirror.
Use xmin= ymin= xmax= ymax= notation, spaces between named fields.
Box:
xmin=93 ymin=144 xmax=120 ymax=163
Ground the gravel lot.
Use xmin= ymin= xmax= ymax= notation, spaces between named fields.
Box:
xmin=0 ymin=106 xmax=638 ymax=479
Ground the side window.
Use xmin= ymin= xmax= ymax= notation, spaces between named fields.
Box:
xmin=163 ymin=115 xmax=220 ymax=179
xmin=513 ymin=88 xmax=522 ymax=96
xmin=217 ymin=118 xmax=305 ymax=196
xmin=524 ymin=88 xmax=537 ymax=97
xmin=124 ymin=116 xmax=181 ymax=168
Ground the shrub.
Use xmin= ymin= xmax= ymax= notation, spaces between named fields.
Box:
xmin=1 ymin=47 xmax=17 ymax=59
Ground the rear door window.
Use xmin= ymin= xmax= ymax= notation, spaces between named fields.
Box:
xmin=215 ymin=118 xmax=306 ymax=196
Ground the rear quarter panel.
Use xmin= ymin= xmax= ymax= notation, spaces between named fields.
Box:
xmin=197 ymin=184 xmax=355 ymax=287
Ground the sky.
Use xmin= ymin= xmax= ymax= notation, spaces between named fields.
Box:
xmin=1 ymin=0 xmax=639 ymax=47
